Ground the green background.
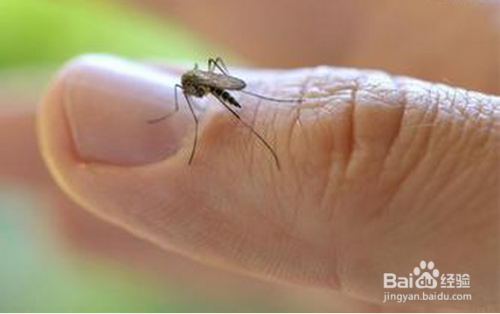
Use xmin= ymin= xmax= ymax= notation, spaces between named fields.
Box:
xmin=0 ymin=0 xmax=281 ymax=311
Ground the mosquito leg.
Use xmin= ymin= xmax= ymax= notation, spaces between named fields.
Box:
xmin=240 ymin=90 xmax=303 ymax=104
xmin=184 ymin=93 xmax=199 ymax=165
xmin=208 ymin=57 xmax=230 ymax=75
xmin=213 ymin=95 xmax=281 ymax=170
xmin=215 ymin=57 xmax=229 ymax=74
xmin=208 ymin=58 xmax=215 ymax=72
xmin=148 ymin=84 xmax=182 ymax=123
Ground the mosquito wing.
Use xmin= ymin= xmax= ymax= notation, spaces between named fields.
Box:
xmin=192 ymin=70 xmax=246 ymax=90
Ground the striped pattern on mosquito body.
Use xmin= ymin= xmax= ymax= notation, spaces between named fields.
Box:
xmin=210 ymin=86 xmax=241 ymax=108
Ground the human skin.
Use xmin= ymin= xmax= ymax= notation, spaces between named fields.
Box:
xmin=1 ymin=0 xmax=498 ymax=311
xmin=37 ymin=55 xmax=499 ymax=311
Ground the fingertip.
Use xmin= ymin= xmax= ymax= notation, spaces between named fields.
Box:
xmin=36 ymin=54 xmax=194 ymax=223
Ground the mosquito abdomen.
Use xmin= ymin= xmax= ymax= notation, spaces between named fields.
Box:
xmin=211 ymin=87 xmax=241 ymax=108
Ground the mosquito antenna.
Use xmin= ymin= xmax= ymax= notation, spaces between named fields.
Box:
xmin=213 ymin=95 xmax=281 ymax=170
xmin=240 ymin=90 xmax=302 ymax=103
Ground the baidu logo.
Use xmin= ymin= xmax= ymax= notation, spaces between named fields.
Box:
xmin=383 ymin=261 xmax=472 ymax=303
xmin=384 ymin=260 xmax=470 ymax=289
xmin=414 ymin=260 xmax=439 ymax=289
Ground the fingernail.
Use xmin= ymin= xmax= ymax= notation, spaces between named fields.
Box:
xmin=61 ymin=55 xmax=184 ymax=166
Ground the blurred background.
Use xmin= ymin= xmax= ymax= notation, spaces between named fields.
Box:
xmin=0 ymin=0 xmax=498 ymax=312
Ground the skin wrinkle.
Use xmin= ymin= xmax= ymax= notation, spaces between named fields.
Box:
xmin=316 ymin=93 xmax=350 ymax=214
xmin=399 ymin=87 xmax=451 ymax=220
xmin=356 ymin=79 xmax=408 ymax=180
xmin=327 ymin=93 xmax=355 ymax=224
xmin=409 ymin=84 xmax=443 ymax=166
xmin=320 ymin=88 xmax=357 ymax=209
xmin=283 ymin=107 xmax=302 ymax=227
xmin=312 ymin=76 xmax=358 ymax=215
xmin=288 ymin=108 xmax=306 ymax=203
xmin=298 ymin=83 xmax=355 ymax=238
xmin=344 ymin=80 xmax=362 ymax=183
xmin=312 ymin=79 xmax=359 ymax=291
xmin=383 ymin=81 xmax=442 ymax=214
xmin=444 ymin=88 xmax=469 ymax=156
xmin=418 ymin=88 xmax=483 ymax=211
xmin=449 ymin=100 xmax=483 ymax=176
xmin=282 ymin=70 xmax=317 ymax=231
xmin=370 ymin=87 xmax=406 ymax=162
xmin=293 ymin=66 xmax=312 ymax=129
xmin=288 ymin=75 xmax=350 ymax=247
xmin=379 ymin=79 xmax=410 ymax=182
xmin=364 ymin=83 xmax=405 ymax=183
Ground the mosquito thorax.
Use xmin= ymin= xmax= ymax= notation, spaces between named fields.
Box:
xmin=180 ymin=70 xmax=208 ymax=98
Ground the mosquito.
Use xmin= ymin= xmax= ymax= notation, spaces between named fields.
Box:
xmin=148 ymin=57 xmax=301 ymax=169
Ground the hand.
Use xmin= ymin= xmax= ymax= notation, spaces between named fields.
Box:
xmin=38 ymin=55 xmax=499 ymax=311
